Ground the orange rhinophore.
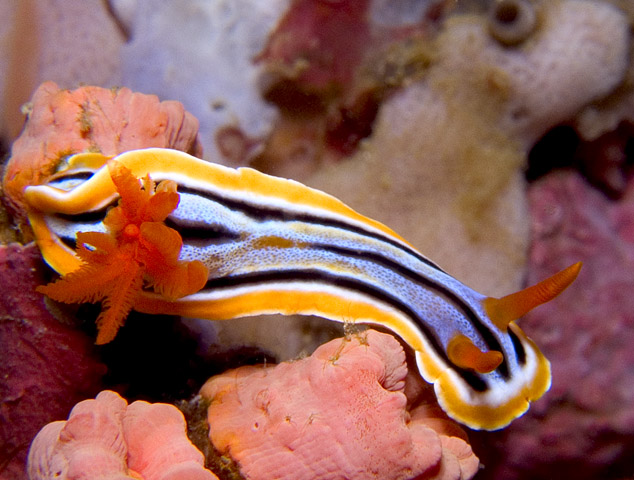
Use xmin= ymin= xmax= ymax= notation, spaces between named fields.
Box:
xmin=482 ymin=262 xmax=582 ymax=331
xmin=447 ymin=333 xmax=504 ymax=374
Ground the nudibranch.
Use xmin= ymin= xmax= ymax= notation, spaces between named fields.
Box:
xmin=24 ymin=148 xmax=580 ymax=430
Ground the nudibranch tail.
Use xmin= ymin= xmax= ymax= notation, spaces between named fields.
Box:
xmin=25 ymin=148 xmax=580 ymax=429
xmin=483 ymin=262 xmax=582 ymax=331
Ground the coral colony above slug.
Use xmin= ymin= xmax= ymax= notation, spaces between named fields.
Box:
xmin=24 ymin=148 xmax=580 ymax=430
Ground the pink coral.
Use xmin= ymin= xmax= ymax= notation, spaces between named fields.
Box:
xmin=2 ymin=81 xmax=202 ymax=219
xmin=254 ymin=0 xmax=444 ymax=166
xmin=27 ymin=390 xmax=218 ymax=480
xmin=201 ymin=329 xmax=478 ymax=480
xmin=258 ymin=0 xmax=371 ymax=92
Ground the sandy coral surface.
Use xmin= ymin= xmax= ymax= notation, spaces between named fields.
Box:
xmin=574 ymin=1 xmax=634 ymax=142
xmin=202 ymin=329 xmax=479 ymax=480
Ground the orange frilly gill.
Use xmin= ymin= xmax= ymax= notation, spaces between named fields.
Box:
xmin=24 ymin=148 xmax=580 ymax=430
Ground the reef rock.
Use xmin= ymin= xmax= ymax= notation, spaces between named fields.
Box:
xmin=474 ymin=170 xmax=634 ymax=479
xmin=201 ymin=329 xmax=479 ymax=480
xmin=2 ymin=81 xmax=201 ymax=220
xmin=0 ymin=243 xmax=105 ymax=480
xmin=27 ymin=390 xmax=218 ymax=480
xmin=574 ymin=0 xmax=634 ymax=142
xmin=116 ymin=0 xmax=291 ymax=162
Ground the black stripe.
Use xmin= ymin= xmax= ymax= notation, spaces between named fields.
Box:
xmin=313 ymin=244 xmax=509 ymax=378
xmin=61 ymin=236 xmax=77 ymax=250
xmin=507 ymin=327 xmax=526 ymax=365
xmin=49 ymin=171 xmax=95 ymax=184
xmin=203 ymin=268 xmax=489 ymax=392
xmin=55 ymin=204 xmax=113 ymax=224
xmin=176 ymin=185 xmax=445 ymax=273
xmin=164 ymin=217 xmax=241 ymax=244
xmin=55 ymin=214 xmax=241 ymax=248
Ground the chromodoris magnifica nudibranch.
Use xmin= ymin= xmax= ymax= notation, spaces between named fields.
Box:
xmin=24 ymin=148 xmax=580 ymax=430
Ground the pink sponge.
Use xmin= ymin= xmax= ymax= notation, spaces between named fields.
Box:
xmin=2 ymin=81 xmax=201 ymax=220
xmin=202 ymin=329 xmax=479 ymax=480
xmin=27 ymin=390 xmax=217 ymax=480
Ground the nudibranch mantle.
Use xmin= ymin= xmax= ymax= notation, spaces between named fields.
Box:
xmin=24 ymin=148 xmax=580 ymax=430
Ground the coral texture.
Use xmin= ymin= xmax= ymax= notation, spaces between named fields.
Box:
xmin=574 ymin=0 xmax=634 ymax=142
xmin=575 ymin=123 xmax=634 ymax=198
xmin=201 ymin=329 xmax=478 ymax=480
xmin=27 ymin=390 xmax=218 ymax=480
xmin=474 ymin=170 xmax=634 ymax=479
xmin=483 ymin=0 xmax=628 ymax=146
xmin=0 ymin=243 xmax=105 ymax=480
xmin=2 ymin=81 xmax=201 ymax=219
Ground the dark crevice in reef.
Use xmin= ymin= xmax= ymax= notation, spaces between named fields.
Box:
xmin=526 ymin=122 xmax=634 ymax=199
xmin=95 ymin=310 xmax=276 ymax=404
xmin=177 ymin=395 xmax=246 ymax=480
xmin=526 ymin=125 xmax=580 ymax=181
